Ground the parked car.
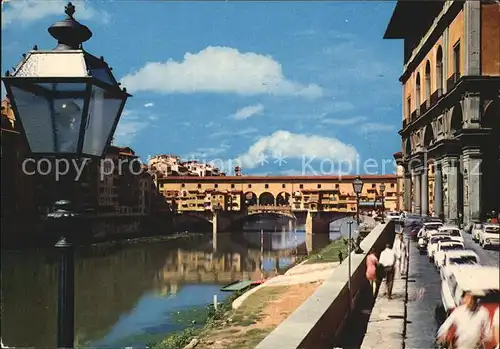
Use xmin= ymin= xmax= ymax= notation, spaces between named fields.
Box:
xmin=434 ymin=241 xmax=465 ymax=268
xmin=385 ymin=211 xmax=401 ymax=222
xmin=472 ymin=223 xmax=484 ymax=242
xmin=404 ymin=214 xmax=423 ymax=228
xmin=478 ymin=224 xmax=500 ymax=249
xmin=427 ymin=235 xmax=455 ymax=262
xmin=440 ymin=265 xmax=500 ymax=349
xmin=438 ymin=250 xmax=480 ymax=274
xmin=437 ymin=226 xmax=464 ymax=243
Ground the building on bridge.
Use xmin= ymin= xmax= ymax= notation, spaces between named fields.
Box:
xmin=156 ymin=174 xmax=402 ymax=214
xmin=386 ymin=1 xmax=500 ymax=223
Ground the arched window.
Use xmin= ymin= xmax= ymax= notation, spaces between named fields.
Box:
xmin=425 ymin=61 xmax=431 ymax=107
xmin=436 ymin=47 xmax=443 ymax=96
xmin=416 ymin=73 xmax=421 ymax=115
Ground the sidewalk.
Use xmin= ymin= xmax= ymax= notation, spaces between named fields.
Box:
xmin=359 ymin=237 xmax=409 ymax=349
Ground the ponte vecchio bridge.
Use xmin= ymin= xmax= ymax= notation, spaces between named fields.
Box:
xmin=156 ymin=175 xmax=402 ymax=236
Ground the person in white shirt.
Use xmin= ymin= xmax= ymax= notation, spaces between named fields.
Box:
xmin=437 ymin=291 xmax=492 ymax=349
xmin=393 ymin=233 xmax=407 ymax=277
xmin=378 ymin=243 xmax=397 ymax=299
xmin=493 ymin=306 xmax=499 ymax=349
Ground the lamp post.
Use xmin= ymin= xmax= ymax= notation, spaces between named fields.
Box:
xmin=2 ymin=3 xmax=130 ymax=348
xmin=380 ymin=183 xmax=386 ymax=223
xmin=352 ymin=175 xmax=364 ymax=225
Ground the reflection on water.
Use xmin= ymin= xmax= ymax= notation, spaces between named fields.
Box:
xmin=1 ymin=220 xmax=352 ymax=348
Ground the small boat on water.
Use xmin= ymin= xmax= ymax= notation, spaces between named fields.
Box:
xmin=220 ymin=279 xmax=266 ymax=292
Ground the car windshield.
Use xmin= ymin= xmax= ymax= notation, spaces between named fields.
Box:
xmin=485 ymin=226 xmax=500 ymax=234
xmin=476 ymin=290 xmax=500 ymax=304
xmin=431 ymin=236 xmax=451 ymax=244
xmin=474 ymin=223 xmax=483 ymax=229
xmin=450 ymin=230 xmax=461 ymax=237
xmin=426 ymin=224 xmax=442 ymax=230
xmin=441 ymin=244 xmax=463 ymax=251
xmin=449 ymin=256 xmax=477 ymax=265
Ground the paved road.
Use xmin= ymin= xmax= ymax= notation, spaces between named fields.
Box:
xmin=403 ymin=225 xmax=500 ymax=348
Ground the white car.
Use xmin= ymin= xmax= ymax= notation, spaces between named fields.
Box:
xmin=439 ymin=250 xmax=480 ymax=275
xmin=434 ymin=241 xmax=465 ymax=268
xmin=385 ymin=212 xmax=401 ymax=222
xmin=471 ymin=223 xmax=484 ymax=242
xmin=418 ymin=229 xmax=438 ymax=252
xmin=440 ymin=265 xmax=500 ymax=316
xmin=437 ymin=226 xmax=464 ymax=243
xmin=478 ymin=224 xmax=500 ymax=249
xmin=427 ymin=235 xmax=455 ymax=262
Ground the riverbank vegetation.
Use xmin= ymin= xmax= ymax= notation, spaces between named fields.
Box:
xmin=151 ymin=238 xmax=347 ymax=349
xmin=305 ymin=237 xmax=349 ymax=264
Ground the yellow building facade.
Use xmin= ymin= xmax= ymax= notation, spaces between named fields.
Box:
xmin=157 ymin=175 xmax=402 ymax=214
xmin=387 ymin=1 xmax=500 ymax=223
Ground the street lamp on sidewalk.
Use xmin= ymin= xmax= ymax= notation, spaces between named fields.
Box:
xmin=352 ymin=175 xmax=364 ymax=225
xmin=380 ymin=183 xmax=386 ymax=223
xmin=2 ymin=3 xmax=130 ymax=347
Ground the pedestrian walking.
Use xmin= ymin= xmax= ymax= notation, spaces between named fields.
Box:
xmin=378 ymin=243 xmax=397 ymax=299
xmin=365 ymin=248 xmax=380 ymax=296
xmin=393 ymin=233 xmax=407 ymax=277
xmin=436 ymin=291 xmax=492 ymax=349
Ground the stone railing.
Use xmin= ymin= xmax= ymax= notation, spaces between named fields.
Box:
xmin=255 ymin=221 xmax=396 ymax=349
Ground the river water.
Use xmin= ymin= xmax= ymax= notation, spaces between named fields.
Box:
xmin=1 ymin=218 xmax=357 ymax=348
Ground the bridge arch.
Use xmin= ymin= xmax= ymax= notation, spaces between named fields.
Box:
xmin=259 ymin=192 xmax=275 ymax=205
xmin=276 ymin=192 xmax=291 ymax=206
xmin=244 ymin=192 xmax=257 ymax=206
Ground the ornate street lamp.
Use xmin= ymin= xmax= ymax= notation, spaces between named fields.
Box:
xmin=2 ymin=3 xmax=130 ymax=348
xmin=380 ymin=183 xmax=386 ymax=223
xmin=3 ymin=2 xmax=130 ymax=158
xmin=352 ymin=175 xmax=364 ymax=225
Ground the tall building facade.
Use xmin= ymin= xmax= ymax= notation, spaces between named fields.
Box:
xmin=386 ymin=1 xmax=500 ymax=223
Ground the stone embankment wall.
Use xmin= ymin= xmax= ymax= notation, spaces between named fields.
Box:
xmin=256 ymin=221 xmax=396 ymax=349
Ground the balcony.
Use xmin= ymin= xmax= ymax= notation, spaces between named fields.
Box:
xmin=447 ymin=73 xmax=461 ymax=91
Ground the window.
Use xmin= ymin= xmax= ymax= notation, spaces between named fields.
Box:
xmin=231 ymin=184 xmax=235 ymax=189
xmin=282 ymin=184 xmax=286 ymax=189
xmin=317 ymin=184 xmax=321 ymax=189
xmin=265 ymin=184 xmax=269 ymax=189
xmin=248 ymin=184 xmax=252 ymax=188
xmin=415 ymin=73 xmax=421 ymax=109
xmin=372 ymin=184 xmax=376 ymax=188
xmin=407 ymin=97 xmax=411 ymax=118
xmin=214 ymin=184 xmax=218 ymax=188
xmin=300 ymin=184 xmax=304 ymax=189
xmin=391 ymin=183 xmax=395 ymax=188
xmin=197 ymin=184 xmax=201 ymax=189
xmin=453 ymin=41 xmax=460 ymax=75
xmin=335 ymin=184 xmax=339 ymax=189
xmin=181 ymin=183 xmax=185 ymax=188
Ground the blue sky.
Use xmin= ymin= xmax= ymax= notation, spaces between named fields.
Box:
xmin=2 ymin=0 xmax=402 ymax=176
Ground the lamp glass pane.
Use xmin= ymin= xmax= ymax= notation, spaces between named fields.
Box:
xmin=9 ymin=83 xmax=85 ymax=153
xmin=82 ymin=85 xmax=123 ymax=157
xmin=9 ymin=85 xmax=54 ymax=153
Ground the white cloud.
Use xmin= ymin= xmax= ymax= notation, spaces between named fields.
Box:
xmin=144 ymin=102 xmax=154 ymax=108
xmin=120 ymin=46 xmax=323 ymax=98
xmin=185 ymin=144 xmax=230 ymax=159
xmin=321 ymin=116 xmax=367 ymax=126
xmin=358 ymin=122 xmax=396 ymax=134
xmin=113 ymin=110 xmax=150 ymax=145
xmin=209 ymin=127 xmax=257 ymax=139
xmin=232 ymin=104 xmax=264 ymax=120
xmin=234 ymin=130 xmax=358 ymax=169
xmin=1 ymin=0 xmax=109 ymax=27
